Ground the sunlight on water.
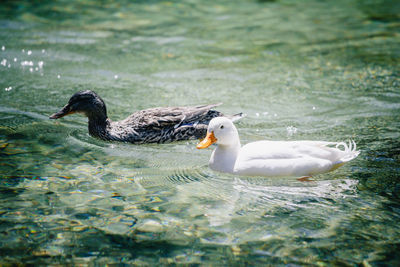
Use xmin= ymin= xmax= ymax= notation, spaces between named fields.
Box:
xmin=0 ymin=0 xmax=399 ymax=265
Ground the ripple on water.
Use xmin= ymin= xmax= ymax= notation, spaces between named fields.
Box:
xmin=131 ymin=36 xmax=186 ymax=45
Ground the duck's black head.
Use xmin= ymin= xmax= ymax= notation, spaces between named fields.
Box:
xmin=50 ymin=90 xmax=107 ymax=120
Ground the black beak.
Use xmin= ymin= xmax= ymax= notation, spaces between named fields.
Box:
xmin=49 ymin=105 xmax=73 ymax=119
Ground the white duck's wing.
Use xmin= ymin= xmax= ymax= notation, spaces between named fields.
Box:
xmin=233 ymin=141 xmax=355 ymax=177
xmin=236 ymin=141 xmax=334 ymax=160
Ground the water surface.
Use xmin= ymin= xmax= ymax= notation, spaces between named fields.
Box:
xmin=1 ymin=0 xmax=400 ymax=265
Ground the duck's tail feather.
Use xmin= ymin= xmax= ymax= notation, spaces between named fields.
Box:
xmin=227 ymin=112 xmax=246 ymax=122
xmin=335 ymin=140 xmax=360 ymax=164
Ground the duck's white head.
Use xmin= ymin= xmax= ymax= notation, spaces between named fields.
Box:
xmin=197 ymin=117 xmax=240 ymax=149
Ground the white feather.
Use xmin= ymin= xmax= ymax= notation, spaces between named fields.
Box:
xmin=201 ymin=117 xmax=360 ymax=177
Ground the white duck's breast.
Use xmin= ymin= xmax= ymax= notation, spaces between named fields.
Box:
xmin=209 ymin=146 xmax=240 ymax=173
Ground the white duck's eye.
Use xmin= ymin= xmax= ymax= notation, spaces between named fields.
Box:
xmin=220 ymin=125 xmax=224 ymax=129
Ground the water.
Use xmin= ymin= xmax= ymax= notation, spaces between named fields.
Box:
xmin=1 ymin=0 xmax=399 ymax=265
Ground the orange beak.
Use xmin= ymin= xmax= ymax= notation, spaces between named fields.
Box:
xmin=197 ymin=131 xmax=217 ymax=149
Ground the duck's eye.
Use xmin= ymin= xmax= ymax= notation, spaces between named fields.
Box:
xmin=220 ymin=125 xmax=224 ymax=129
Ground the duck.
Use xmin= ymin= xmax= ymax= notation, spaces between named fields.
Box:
xmin=50 ymin=90 xmax=242 ymax=144
xmin=197 ymin=117 xmax=359 ymax=178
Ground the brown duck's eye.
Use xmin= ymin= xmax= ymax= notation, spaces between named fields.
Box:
xmin=220 ymin=125 xmax=224 ymax=129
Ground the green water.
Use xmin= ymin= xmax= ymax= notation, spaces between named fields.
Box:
xmin=1 ymin=0 xmax=399 ymax=265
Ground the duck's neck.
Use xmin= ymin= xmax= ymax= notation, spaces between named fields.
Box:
xmin=210 ymin=140 xmax=241 ymax=174
xmin=87 ymin=112 xmax=112 ymax=140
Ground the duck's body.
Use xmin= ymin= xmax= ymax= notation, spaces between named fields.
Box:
xmin=93 ymin=105 xmax=223 ymax=143
xmin=50 ymin=90 xmax=240 ymax=144
xmin=197 ymin=117 xmax=359 ymax=177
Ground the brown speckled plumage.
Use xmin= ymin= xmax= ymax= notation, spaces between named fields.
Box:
xmin=50 ymin=90 xmax=240 ymax=144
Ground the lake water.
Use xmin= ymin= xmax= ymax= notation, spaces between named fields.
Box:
xmin=1 ymin=0 xmax=399 ymax=265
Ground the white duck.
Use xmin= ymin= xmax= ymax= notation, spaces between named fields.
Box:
xmin=197 ymin=117 xmax=359 ymax=178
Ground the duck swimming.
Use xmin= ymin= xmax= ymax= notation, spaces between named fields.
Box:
xmin=197 ymin=117 xmax=359 ymax=178
xmin=50 ymin=90 xmax=241 ymax=144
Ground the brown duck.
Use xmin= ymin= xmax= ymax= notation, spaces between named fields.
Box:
xmin=50 ymin=90 xmax=242 ymax=144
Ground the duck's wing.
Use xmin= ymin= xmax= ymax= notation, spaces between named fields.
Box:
xmin=123 ymin=103 xmax=223 ymax=129
xmin=234 ymin=141 xmax=342 ymax=177
xmin=240 ymin=141 xmax=342 ymax=159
